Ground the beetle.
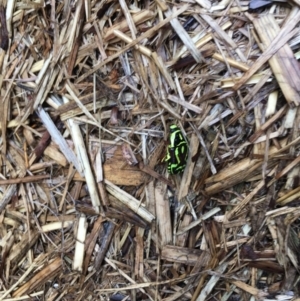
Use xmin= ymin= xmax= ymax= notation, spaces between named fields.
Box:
xmin=164 ymin=124 xmax=188 ymax=174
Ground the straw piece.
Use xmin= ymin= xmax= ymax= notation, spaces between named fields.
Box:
xmin=105 ymin=179 xmax=155 ymax=223
xmin=212 ymin=53 xmax=250 ymax=71
xmin=0 ymin=175 xmax=49 ymax=185
xmin=0 ymin=185 xmax=17 ymax=212
xmin=113 ymin=29 xmax=152 ymax=57
xmin=12 ymin=257 xmax=62 ymax=297
xmin=195 ymin=0 xmax=211 ymax=9
xmin=226 ymin=180 xmax=265 ymax=221
xmin=195 ymin=262 xmax=228 ymax=301
xmin=175 ymin=21 xmax=232 ymax=61
xmin=8 ymin=230 xmax=40 ymax=263
xmin=36 ymin=106 xmax=82 ymax=174
xmin=233 ymin=20 xmax=299 ymax=96
xmin=67 ymin=119 xmax=101 ymax=212
xmin=104 ymin=10 xmax=156 ymax=41
xmin=252 ymin=13 xmax=300 ymax=107
xmin=165 ymin=8 xmax=204 ymax=63
xmin=155 ymin=181 xmax=172 ymax=245
xmin=178 ymin=133 xmax=199 ymax=200
xmin=201 ymin=14 xmax=246 ymax=62
xmin=231 ymin=280 xmax=268 ymax=298
xmin=161 ymin=245 xmax=211 ymax=266
xmin=249 ymin=105 xmax=287 ymax=143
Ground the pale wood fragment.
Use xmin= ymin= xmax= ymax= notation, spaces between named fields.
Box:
xmin=216 ymin=237 xmax=250 ymax=248
xmin=135 ymin=227 xmax=145 ymax=279
xmin=104 ymin=257 xmax=148 ymax=295
xmin=102 ymin=145 xmax=150 ymax=186
xmin=73 ymin=214 xmax=88 ymax=272
xmin=195 ymin=262 xmax=229 ymax=301
xmin=67 ymin=118 xmax=101 ymax=213
xmin=54 ymin=90 xmax=116 ymax=117
xmin=277 ymin=186 xmax=300 ymax=205
xmin=201 ymin=14 xmax=246 ymax=62
xmin=0 ymin=184 xmax=17 ymax=212
xmin=105 ymin=179 xmax=155 ymax=223
xmin=195 ymin=0 xmax=211 ymax=9
xmin=226 ymin=180 xmax=265 ymax=220
xmin=176 ymin=208 xmax=221 ymax=235
xmin=152 ymin=52 xmax=176 ymax=90
xmin=266 ymin=91 xmax=279 ymax=117
xmin=253 ymin=104 xmax=266 ymax=156
xmin=13 ymin=257 xmax=62 ymax=297
xmin=167 ymin=95 xmax=202 ymax=114
xmin=36 ymin=107 xmax=82 ymax=174
xmin=165 ymin=8 xmax=204 ymax=63
xmin=118 ymin=0 xmax=137 ymax=39
xmin=161 ymin=245 xmax=211 ymax=266
xmin=252 ymin=13 xmax=300 ymax=107
xmin=6 ymin=0 xmax=14 ymax=38
xmin=210 ymin=0 xmax=231 ymax=11
xmin=233 ymin=17 xmax=299 ymax=97
xmin=8 ymin=230 xmax=40 ymax=264
xmin=284 ymin=107 xmax=297 ymax=129
xmin=0 ymin=254 xmax=48 ymax=300
xmin=231 ymin=280 xmax=268 ymax=299
xmin=0 ymin=174 xmax=49 ymax=185
xmin=212 ymin=53 xmax=250 ymax=71
xmin=96 ymin=272 xmax=191 ymax=293
xmin=41 ymin=221 xmax=73 ymax=232
xmin=104 ymin=10 xmax=156 ymax=41
xmin=178 ymin=133 xmax=199 ymax=200
xmin=249 ymin=104 xmax=287 ymax=143
xmin=221 ymin=73 xmax=272 ymax=88
xmin=155 ymin=181 xmax=172 ymax=245
xmin=175 ymin=21 xmax=232 ymax=62
xmin=113 ymin=29 xmax=152 ymax=57
xmin=274 ymin=155 xmax=300 ymax=181
xmin=205 ymin=159 xmax=262 ymax=195
xmin=43 ymin=145 xmax=68 ymax=167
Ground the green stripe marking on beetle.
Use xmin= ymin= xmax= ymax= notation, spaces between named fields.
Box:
xmin=164 ymin=124 xmax=188 ymax=174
